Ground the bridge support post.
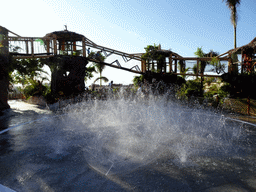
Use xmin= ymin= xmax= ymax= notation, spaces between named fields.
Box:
xmin=141 ymin=60 xmax=146 ymax=73
xmin=169 ymin=54 xmax=172 ymax=73
xmin=0 ymin=26 xmax=10 ymax=110
xmin=196 ymin=58 xmax=199 ymax=77
xmin=174 ymin=56 xmax=177 ymax=73
xmin=53 ymin=34 xmax=57 ymax=55
xmin=26 ymin=40 xmax=29 ymax=54
xmin=46 ymin=40 xmax=50 ymax=54
xmin=164 ymin=60 xmax=167 ymax=73
xmin=31 ymin=38 xmax=34 ymax=56
xmin=82 ymin=37 xmax=86 ymax=57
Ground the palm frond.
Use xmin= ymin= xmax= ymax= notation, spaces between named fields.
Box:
xmin=222 ymin=0 xmax=241 ymax=26
xmin=93 ymin=76 xmax=109 ymax=84
xmin=93 ymin=62 xmax=106 ymax=74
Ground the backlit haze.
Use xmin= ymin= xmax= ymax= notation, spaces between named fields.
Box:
xmin=2 ymin=0 xmax=256 ymax=85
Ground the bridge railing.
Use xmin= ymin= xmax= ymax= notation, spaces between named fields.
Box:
xmin=8 ymin=36 xmax=144 ymax=73
xmin=9 ymin=36 xmax=55 ymax=58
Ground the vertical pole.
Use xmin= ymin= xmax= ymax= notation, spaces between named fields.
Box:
xmin=73 ymin=41 xmax=76 ymax=51
xmin=169 ymin=54 xmax=172 ymax=73
xmin=247 ymin=96 xmax=250 ymax=116
xmin=174 ymin=57 xmax=177 ymax=73
xmin=31 ymin=38 xmax=34 ymax=56
xmin=25 ymin=40 xmax=29 ymax=54
xmin=141 ymin=60 xmax=144 ymax=73
xmin=46 ymin=39 xmax=50 ymax=54
xmin=61 ymin=41 xmax=65 ymax=51
xmin=82 ymin=37 xmax=86 ymax=57
xmin=71 ymin=41 xmax=73 ymax=56
xmin=196 ymin=58 xmax=199 ymax=77
xmin=241 ymin=50 xmax=244 ymax=73
xmin=164 ymin=57 xmax=166 ymax=73
xmin=53 ymin=34 xmax=57 ymax=55
xmin=228 ymin=54 xmax=232 ymax=74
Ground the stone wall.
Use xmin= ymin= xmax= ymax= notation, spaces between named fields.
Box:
xmin=50 ymin=56 xmax=88 ymax=96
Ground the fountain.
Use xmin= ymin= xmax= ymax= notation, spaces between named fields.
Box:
xmin=0 ymin=89 xmax=255 ymax=191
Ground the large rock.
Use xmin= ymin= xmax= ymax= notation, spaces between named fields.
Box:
xmin=49 ymin=56 xmax=88 ymax=96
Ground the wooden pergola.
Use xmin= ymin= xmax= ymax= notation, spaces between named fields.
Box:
xmin=225 ymin=37 xmax=256 ymax=73
xmin=141 ymin=48 xmax=229 ymax=78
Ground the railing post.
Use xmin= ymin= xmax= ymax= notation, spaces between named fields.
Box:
xmin=197 ymin=58 xmax=199 ymax=77
xmin=73 ymin=41 xmax=76 ymax=51
xmin=31 ymin=38 xmax=34 ymax=56
xmin=169 ymin=54 xmax=172 ymax=73
xmin=164 ymin=58 xmax=167 ymax=73
xmin=82 ymin=37 xmax=86 ymax=57
xmin=247 ymin=96 xmax=251 ymax=116
xmin=46 ymin=39 xmax=50 ymax=54
xmin=53 ymin=34 xmax=57 ymax=55
xmin=141 ymin=60 xmax=146 ymax=73
xmin=174 ymin=56 xmax=177 ymax=73
xmin=25 ymin=40 xmax=29 ymax=54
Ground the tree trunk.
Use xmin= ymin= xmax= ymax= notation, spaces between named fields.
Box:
xmin=234 ymin=25 xmax=237 ymax=49
xmin=100 ymin=72 xmax=102 ymax=86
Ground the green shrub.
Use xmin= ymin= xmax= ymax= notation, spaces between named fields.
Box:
xmin=23 ymin=80 xmax=50 ymax=99
xmin=177 ymin=79 xmax=201 ymax=99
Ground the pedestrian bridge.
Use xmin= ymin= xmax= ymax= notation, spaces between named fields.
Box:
xmin=6 ymin=26 xmax=229 ymax=77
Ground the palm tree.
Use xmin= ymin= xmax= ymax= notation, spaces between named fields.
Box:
xmin=94 ymin=62 xmax=107 ymax=86
xmin=88 ymin=51 xmax=107 ymax=86
xmin=93 ymin=76 xmax=109 ymax=84
xmin=194 ymin=47 xmax=206 ymax=78
xmin=178 ymin=60 xmax=190 ymax=79
xmin=222 ymin=0 xmax=241 ymax=49
xmin=194 ymin=48 xmax=219 ymax=96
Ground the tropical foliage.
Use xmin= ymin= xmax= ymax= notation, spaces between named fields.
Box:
xmin=88 ymin=51 xmax=108 ymax=85
xmin=193 ymin=48 xmax=222 ymax=76
xmin=133 ymin=75 xmax=145 ymax=87
xmin=141 ymin=44 xmax=166 ymax=72
xmin=84 ymin=65 xmax=97 ymax=82
xmin=9 ymin=59 xmax=48 ymax=86
xmin=177 ymin=79 xmax=202 ymax=98
xmin=23 ymin=80 xmax=50 ymax=99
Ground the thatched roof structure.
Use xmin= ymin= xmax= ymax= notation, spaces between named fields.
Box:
xmin=154 ymin=49 xmax=183 ymax=58
xmin=132 ymin=49 xmax=182 ymax=58
xmin=228 ymin=37 xmax=256 ymax=55
xmin=44 ymin=29 xmax=85 ymax=42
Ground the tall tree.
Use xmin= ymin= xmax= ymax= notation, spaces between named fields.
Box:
xmin=88 ymin=51 xmax=107 ymax=86
xmin=222 ymin=0 xmax=241 ymax=49
xmin=194 ymin=48 xmax=219 ymax=96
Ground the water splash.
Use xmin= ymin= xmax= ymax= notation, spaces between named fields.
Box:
xmin=4 ymin=89 xmax=252 ymax=176
xmin=51 ymin=90 xmax=249 ymax=175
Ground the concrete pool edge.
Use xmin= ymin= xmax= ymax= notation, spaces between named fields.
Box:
xmin=0 ymin=184 xmax=16 ymax=192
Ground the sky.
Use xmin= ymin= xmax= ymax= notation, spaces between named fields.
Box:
xmin=1 ymin=0 xmax=256 ymax=85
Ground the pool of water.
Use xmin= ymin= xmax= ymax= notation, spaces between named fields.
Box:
xmin=0 ymin=98 xmax=256 ymax=191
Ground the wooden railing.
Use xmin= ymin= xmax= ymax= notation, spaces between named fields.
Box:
xmin=8 ymin=36 xmax=229 ymax=77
